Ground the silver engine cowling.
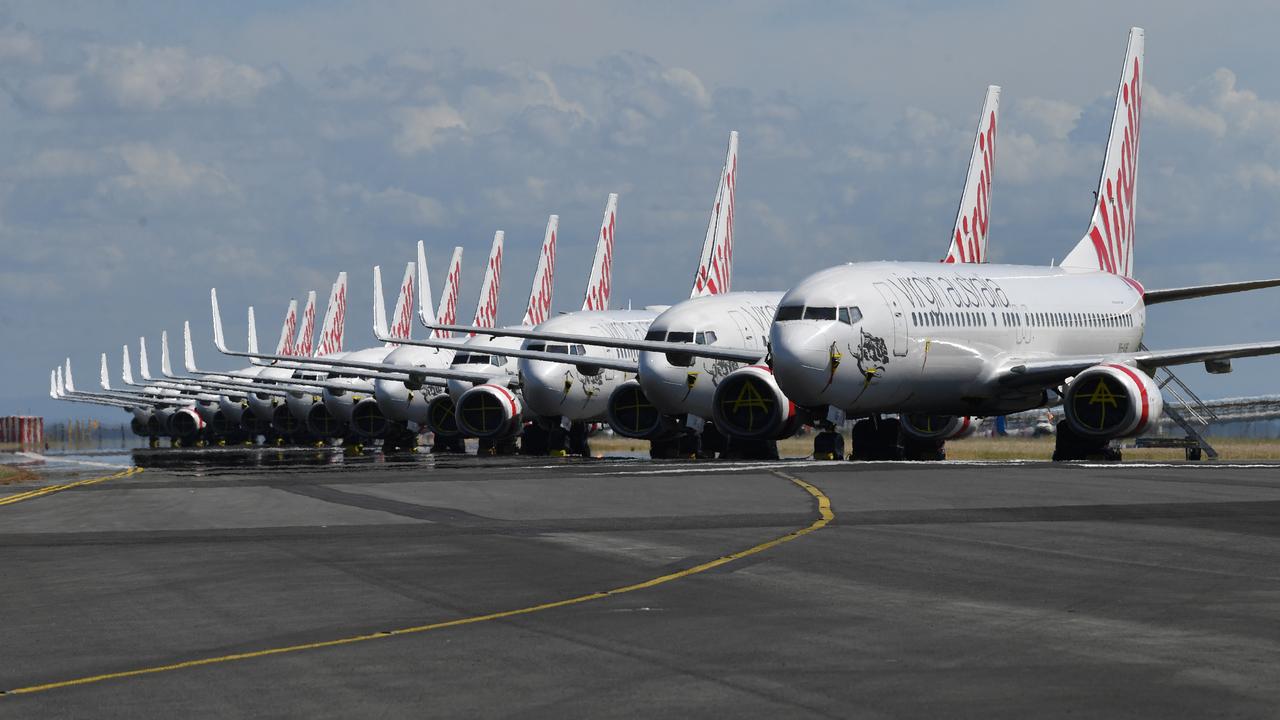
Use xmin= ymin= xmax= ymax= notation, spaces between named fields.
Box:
xmin=606 ymin=380 xmax=680 ymax=440
xmin=900 ymin=414 xmax=981 ymax=441
xmin=456 ymin=384 xmax=523 ymax=439
xmin=1063 ymin=364 xmax=1163 ymax=439
xmin=710 ymin=365 xmax=804 ymax=440
xmin=425 ymin=394 xmax=461 ymax=437
xmin=169 ymin=407 xmax=206 ymax=442
xmin=350 ymin=397 xmax=393 ymax=439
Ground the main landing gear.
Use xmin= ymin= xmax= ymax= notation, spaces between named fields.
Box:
xmin=1051 ymin=420 xmax=1122 ymax=462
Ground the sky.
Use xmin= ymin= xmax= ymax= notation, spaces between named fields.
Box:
xmin=4 ymin=0 xmax=1280 ymax=422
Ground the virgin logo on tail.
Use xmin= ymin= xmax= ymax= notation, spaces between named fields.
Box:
xmin=472 ymin=231 xmax=504 ymax=330
xmin=691 ymin=131 xmax=738 ymax=298
xmin=296 ymin=291 xmax=317 ymax=357
xmin=944 ymin=86 xmax=1000 ymax=264
xmin=317 ymin=274 xmax=348 ymax=356
xmin=523 ymin=215 xmax=559 ymax=326
xmin=1062 ymin=27 xmax=1144 ymax=279
xmin=389 ymin=266 xmax=416 ymax=341
xmin=582 ymin=194 xmax=618 ymax=312
xmin=278 ymin=301 xmax=299 ymax=356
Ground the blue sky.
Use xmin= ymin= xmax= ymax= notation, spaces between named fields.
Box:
xmin=4 ymin=1 xmax=1280 ymax=421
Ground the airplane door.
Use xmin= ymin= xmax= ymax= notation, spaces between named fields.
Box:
xmin=873 ymin=282 xmax=908 ymax=356
xmin=728 ymin=309 xmax=755 ymax=348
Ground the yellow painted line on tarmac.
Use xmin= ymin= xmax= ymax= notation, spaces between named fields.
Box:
xmin=1 ymin=470 xmax=833 ymax=698
xmin=0 ymin=467 xmax=142 ymax=507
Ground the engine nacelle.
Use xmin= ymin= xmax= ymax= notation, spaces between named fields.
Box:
xmin=350 ymin=398 xmax=393 ymax=439
xmin=711 ymin=365 xmax=803 ymax=440
xmin=305 ymin=402 xmax=347 ymax=438
xmin=456 ymin=384 xmax=523 ymax=438
xmin=240 ymin=406 xmax=273 ymax=435
xmin=169 ymin=407 xmax=206 ymax=442
xmin=1063 ymin=363 xmax=1163 ymax=439
xmin=900 ymin=414 xmax=981 ymax=441
xmin=426 ymin=394 xmax=461 ymax=437
xmin=272 ymin=404 xmax=304 ymax=436
xmin=606 ymin=381 xmax=680 ymax=440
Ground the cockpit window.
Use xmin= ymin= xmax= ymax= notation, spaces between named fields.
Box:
xmin=527 ymin=342 xmax=545 ymax=352
xmin=803 ymin=306 xmax=837 ymax=321
xmin=695 ymin=331 xmax=717 ymax=345
xmin=775 ymin=305 xmax=804 ymax=322
xmin=839 ymin=307 xmax=862 ymax=325
xmin=645 ymin=330 xmax=665 ymax=341
xmin=542 ymin=344 xmax=588 ymax=356
xmin=453 ymin=353 xmax=498 ymax=366
xmin=667 ymin=331 xmax=694 ymax=343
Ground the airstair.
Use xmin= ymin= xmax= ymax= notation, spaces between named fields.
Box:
xmin=1138 ymin=343 xmax=1220 ymax=460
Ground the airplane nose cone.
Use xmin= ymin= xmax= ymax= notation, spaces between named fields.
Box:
xmin=638 ymin=352 xmax=700 ymax=416
xmin=770 ymin=322 xmax=839 ymax=407
xmin=519 ymin=359 xmax=569 ymax=418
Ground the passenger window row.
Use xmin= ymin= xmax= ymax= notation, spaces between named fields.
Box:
xmin=910 ymin=310 xmax=1136 ymax=329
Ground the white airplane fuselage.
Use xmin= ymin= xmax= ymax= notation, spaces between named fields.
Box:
xmin=519 ymin=310 xmax=656 ymax=422
xmin=637 ymin=292 xmax=778 ymax=418
xmin=770 ymin=261 xmax=1147 ymax=416
xmin=373 ymin=344 xmax=456 ymax=425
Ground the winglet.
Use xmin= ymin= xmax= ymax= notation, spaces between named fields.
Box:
xmin=522 ymin=215 xmax=559 ymax=326
xmin=99 ymin=354 xmax=111 ymax=391
xmin=387 ymin=261 xmax=416 ymax=345
xmin=50 ymin=369 xmax=57 ymax=399
xmin=56 ymin=366 xmax=66 ymax=396
xmin=247 ymin=307 xmax=259 ymax=355
xmin=1061 ymin=27 xmax=1144 ymax=278
xmin=691 ymin=132 xmax=737 ymax=297
xmin=183 ymin=321 xmax=199 ymax=373
xmin=417 ymin=241 xmax=437 ymax=330
xmin=161 ymin=331 xmax=175 ymax=378
xmin=122 ymin=345 xmax=135 ymax=385
xmin=582 ymin=194 xmax=618 ymax=311
xmin=276 ymin=298 xmax=299 ymax=356
xmin=138 ymin=336 xmax=152 ymax=381
xmin=295 ymin=291 xmax=317 ymax=357
xmin=373 ymin=265 xmax=389 ymax=339
xmin=65 ymin=358 xmax=76 ymax=393
xmin=472 ymin=231 xmax=504 ymax=329
xmin=211 ymin=288 xmax=229 ymax=353
xmin=944 ymin=86 xmax=1000 ymax=263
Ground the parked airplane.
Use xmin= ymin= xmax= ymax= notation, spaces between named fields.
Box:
xmin=765 ymin=27 xmax=1280 ymax=461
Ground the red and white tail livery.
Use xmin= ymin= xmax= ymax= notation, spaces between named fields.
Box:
xmin=691 ymin=130 xmax=738 ymax=297
xmin=582 ymin=193 xmax=618 ymax=311
xmin=522 ymin=215 xmax=559 ymax=326
xmin=435 ymin=246 xmax=464 ymax=338
xmin=295 ymin=291 xmax=317 ymax=357
xmin=384 ymin=261 xmax=416 ymax=346
xmin=276 ymin=298 xmax=298 ymax=355
xmin=472 ymin=231 xmax=504 ymax=330
xmin=944 ymin=86 xmax=1000 ymax=264
xmin=316 ymin=272 xmax=348 ymax=356
xmin=1062 ymin=27 xmax=1143 ymax=278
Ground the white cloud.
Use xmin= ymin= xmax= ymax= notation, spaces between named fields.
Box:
xmin=392 ymin=103 xmax=467 ymax=154
xmin=1017 ymin=98 xmax=1081 ymax=140
xmin=336 ymin=183 xmax=450 ymax=227
xmin=99 ymin=143 xmax=237 ymax=199
xmin=0 ymin=28 xmax=42 ymax=64
xmin=662 ymin=67 xmax=710 ymax=109
xmin=81 ymin=44 xmax=277 ymax=111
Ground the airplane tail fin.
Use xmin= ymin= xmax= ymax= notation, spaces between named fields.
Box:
xmin=472 ymin=231 xmax=504 ymax=329
xmin=691 ymin=131 xmax=738 ymax=297
xmin=1061 ymin=27 xmax=1144 ymax=278
xmin=98 ymin=354 xmax=110 ymax=391
xmin=384 ymin=262 xmax=417 ymax=346
xmin=183 ymin=321 xmax=199 ymax=373
xmin=122 ymin=345 xmax=135 ymax=385
xmin=417 ymin=242 xmax=437 ymax=330
xmin=316 ymin=272 xmax=348 ymax=356
xmin=944 ymin=86 xmax=1000 ymax=263
xmin=276 ymin=299 xmax=298 ymax=356
xmin=50 ymin=369 xmax=57 ymax=399
xmin=66 ymin=358 xmax=78 ymax=393
xmin=295 ymin=291 xmax=317 ymax=357
xmin=161 ymin=331 xmax=174 ymax=377
xmin=138 ymin=337 xmax=152 ymax=380
xmin=247 ymin=307 xmax=259 ymax=355
xmin=522 ymin=215 xmax=559 ymax=326
xmin=582 ymin=194 xmax=618 ymax=311
xmin=435 ymin=246 xmax=464 ymax=337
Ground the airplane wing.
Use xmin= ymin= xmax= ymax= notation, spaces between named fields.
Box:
xmin=1143 ymin=277 xmax=1280 ymax=305
xmin=417 ymin=320 xmax=765 ymax=364
xmin=999 ymin=339 xmax=1280 ymax=387
xmin=213 ymin=287 xmax=491 ymax=386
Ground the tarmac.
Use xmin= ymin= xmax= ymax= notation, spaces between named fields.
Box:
xmin=3 ymin=449 xmax=1280 ymax=718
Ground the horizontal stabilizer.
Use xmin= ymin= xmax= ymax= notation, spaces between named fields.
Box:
xmin=1144 ymin=277 xmax=1280 ymax=305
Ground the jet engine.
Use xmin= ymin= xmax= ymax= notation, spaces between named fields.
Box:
xmin=900 ymin=414 xmax=981 ymax=441
xmin=456 ymin=384 xmax=523 ymax=438
xmin=271 ymin=404 xmax=304 ymax=435
xmin=426 ymin=394 xmax=461 ymax=437
xmin=606 ymin=381 xmax=679 ymax=440
xmin=350 ymin=397 xmax=393 ymax=439
xmin=1063 ymin=364 xmax=1163 ymax=439
xmin=305 ymin=402 xmax=346 ymax=438
xmin=169 ymin=407 xmax=206 ymax=442
xmin=710 ymin=366 xmax=803 ymax=440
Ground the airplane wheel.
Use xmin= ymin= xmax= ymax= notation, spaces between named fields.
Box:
xmin=901 ymin=435 xmax=945 ymax=461
xmin=813 ymin=431 xmax=845 ymax=461
xmin=1051 ymin=420 xmax=1118 ymax=461
xmin=678 ymin=432 xmax=701 ymax=458
xmin=568 ymin=422 xmax=592 ymax=457
xmin=649 ymin=435 xmax=680 ymax=459
xmin=698 ymin=422 xmax=726 ymax=459
xmin=724 ymin=437 xmax=779 ymax=460
xmin=431 ymin=435 xmax=466 ymax=454
xmin=1186 ymin=446 xmax=1203 ymax=461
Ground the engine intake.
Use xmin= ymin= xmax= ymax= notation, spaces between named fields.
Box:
xmin=169 ymin=408 xmax=206 ymax=442
xmin=1063 ymin=363 xmax=1163 ymax=439
xmin=711 ymin=366 xmax=802 ymax=440
xmin=606 ymin=381 xmax=678 ymax=440
xmin=272 ymin=404 xmax=303 ymax=435
xmin=306 ymin=403 xmax=346 ymax=438
xmin=456 ymin=384 xmax=523 ymax=438
xmin=426 ymin=394 xmax=460 ymax=437
xmin=351 ymin=398 xmax=392 ymax=439
xmin=900 ymin=414 xmax=980 ymax=441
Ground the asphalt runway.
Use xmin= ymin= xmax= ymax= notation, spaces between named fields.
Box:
xmin=3 ymin=451 xmax=1280 ymax=718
